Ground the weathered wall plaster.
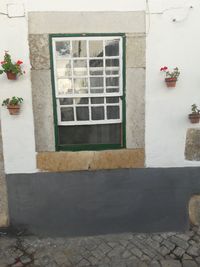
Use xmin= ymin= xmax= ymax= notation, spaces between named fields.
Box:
xmin=185 ymin=129 xmax=200 ymax=161
xmin=29 ymin=34 xmax=50 ymax=70
xmin=31 ymin=70 xmax=55 ymax=152
xmin=189 ymin=195 xmax=200 ymax=226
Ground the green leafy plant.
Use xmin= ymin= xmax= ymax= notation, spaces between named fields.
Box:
xmin=160 ymin=66 xmax=180 ymax=80
xmin=0 ymin=52 xmax=24 ymax=75
xmin=191 ymin=104 xmax=200 ymax=114
xmin=2 ymin=97 xmax=23 ymax=107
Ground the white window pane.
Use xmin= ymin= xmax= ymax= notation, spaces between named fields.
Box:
xmin=107 ymin=106 xmax=120 ymax=119
xmin=106 ymin=68 xmax=119 ymax=75
xmin=106 ymin=97 xmax=119 ymax=103
xmin=57 ymin=60 xmax=71 ymax=77
xmin=58 ymin=79 xmax=73 ymax=94
xmin=73 ymin=60 xmax=87 ymax=76
xmin=75 ymin=98 xmax=89 ymax=105
xmin=106 ymin=77 xmax=119 ymax=87
xmin=91 ymin=97 xmax=104 ymax=104
xmin=90 ymin=59 xmax=103 ymax=76
xmin=76 ymin=107 xmax=89 ymax=121
xmin=74 ymin=78 xmax=88 ymax=91
xmin=59 ymin=98 xmax=73 ymax=105
xmin=91 ymin=107 xmax=104 ymax=120
xmin=72 ymin=40 xmax=87 ymax=57
xmin=61 ymin=107 xmax=74 ymax=121
xmin=89 ymin=40 xmax=103 ymax=57
xmin=106 ymin=87 xmax=119 ymax=93
xmin=91 ymin=88 xmax=104 ymax=94
xmin=56 ymin=41 xmax=70 ymax=58
xmin=53 ymin=36 xmax=123 ymax=127
xmin=90 ymin=77 xmax=103 ymax=87
xmin=105 ymin=39 xmax=119 ymax=56
xmin=106 ymin=59 xmax=119 ymax=67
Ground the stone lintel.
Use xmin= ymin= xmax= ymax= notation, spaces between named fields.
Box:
xmin=28 ymin=11 xmax=145 ymax=34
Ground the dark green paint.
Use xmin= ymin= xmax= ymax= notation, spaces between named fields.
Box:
xmin=49 ymin=33 xmax=126 ymax=152
xmin=49 ymin=36 xmax=59 ymax=151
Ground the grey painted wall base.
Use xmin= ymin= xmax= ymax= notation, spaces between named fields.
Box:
xmin=6 ymin=168 xmax=200 ymax=237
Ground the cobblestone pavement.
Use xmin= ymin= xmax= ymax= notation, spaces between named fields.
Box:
xmin=0 ymin=226 xmax=200 ymax=267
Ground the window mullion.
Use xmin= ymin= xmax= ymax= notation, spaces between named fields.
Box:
xmin=86 ymin=39 xmax=92 ymax=122
xmin=103 ymin=40 xmax=107 ymax=121
xmin=103 ymin=40 xmax=106 ymax=95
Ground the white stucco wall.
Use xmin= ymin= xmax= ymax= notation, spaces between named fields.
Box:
xmin=0 ymin=0 xmax=36 ymax=173
xmin=146 ymin=0 xmax=200 ymax=167
xmin=0 ymin=0 xmax=145 ymax=174
xmin=26 ymin=0 xmax=145 ymax=11
xmin=1 ymin=0 xmax=200 ymax=172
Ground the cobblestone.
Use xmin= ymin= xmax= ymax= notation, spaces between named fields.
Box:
xmin=0 ymin=226 xmax=199 ymax=267
xmin=182 ymin=260 xmax=198 ymax=267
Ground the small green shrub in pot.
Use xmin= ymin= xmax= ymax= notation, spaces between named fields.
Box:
xmin=2 ymin=96 xmax=23 ymax=115
xmin=188 ymin=104 xmax=200 ymax=124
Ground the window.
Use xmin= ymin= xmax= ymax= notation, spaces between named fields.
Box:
xmin=50 ymin=34 xmax=126 ymax=151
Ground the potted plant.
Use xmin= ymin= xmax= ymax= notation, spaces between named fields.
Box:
xmin=2 ymin=97 xmax=23 ymax=115
xmin=0 ymin=52 xmax=24 ymax=80
xmin=160 ymin=66 xmax=180 ymax=87
xmin=188 ymin=104 xmax=200 ymax=123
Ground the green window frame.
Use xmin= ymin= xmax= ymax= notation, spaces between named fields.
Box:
xmin=49 ymin=33 xmax=126 ymax=151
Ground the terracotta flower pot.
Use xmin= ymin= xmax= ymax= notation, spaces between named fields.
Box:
xmin=165 ymin=77 xmax=177 ymax=88
xmin=7 ymin=105 xmax=20 ymax=115
xmin=6 ymin=71 xmax=17 ymax=80
xmin=188 ymin=113 xmax=200 ymax=124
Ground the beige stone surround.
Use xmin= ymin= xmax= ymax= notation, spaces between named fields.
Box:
xmin=29 ymin=12 xmax=146 ymax=171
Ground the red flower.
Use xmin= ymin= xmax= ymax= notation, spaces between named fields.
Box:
xmin=0 ymin=61 xmax=5 ymax=65
xmin=160 ymin=66 xmax=168 ymax=71
xmin=16 ymin=60 xmax=23 ymax=65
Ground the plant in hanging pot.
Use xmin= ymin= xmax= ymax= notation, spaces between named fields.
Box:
xmin=160 ymin=66 xmax=180 ymax=87
xmin=188 ymin=104 xmax=200 ymax=123
xmin=2 ymin=97 xmax=23 ymax=115
xmin=0 ymin=52 xmax=24 ymax=80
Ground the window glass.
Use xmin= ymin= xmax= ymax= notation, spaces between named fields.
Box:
xmin=56 ymin=60 xmax=71 ymax=77
xmin=59 ymin=98 xmax=73 ymax=105
xmin=56 ymin=41 xmax=70 ymax=58
xmin=52 ymin=36 xmax=124 ymax=150
xmin=89 ymin=40 xmax=103 ymax=57
xmin=105 ymin=39 xmax=119 ymax=56
xmin=76 ymin=107 xmax=89 ymax=121
xmin=61 ymin=107 xmax=74 ymax=121
xmin=73 ymin=60 xmax=87 ymax=76
xmin=72 ymin=40 xmax=87 ymax=57
xmin=107 ymin=106 xmax=120 ymax=119
xmin=58 ymin=79 xmax=73 ymax=95
xmin=91 ymin=107 xmax=104 ymax=120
